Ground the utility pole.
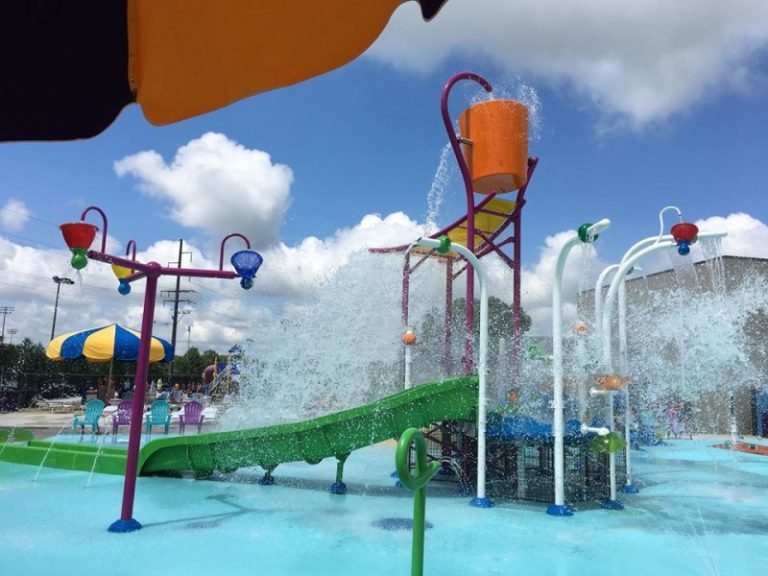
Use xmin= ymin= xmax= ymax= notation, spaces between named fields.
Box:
xmin=161 ymin=239 xmax=195 ymax=383
xmin=0 ymin=306 xmax=14 ymax=345
xmin=0 ymin=306 xmax=13 ymax=388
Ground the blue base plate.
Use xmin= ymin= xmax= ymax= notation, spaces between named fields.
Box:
xmin=601 ymin=499 xmax=624 ymax=510
xmin=329 ymin=482 xmax=347 ymax=495
xmin=108 ymin=518 xmax=142 ymax=533
xmin=469 ymin=496 xmax=494 ymax=508
xmin=546 ymin=504 xmax=574 ymax=517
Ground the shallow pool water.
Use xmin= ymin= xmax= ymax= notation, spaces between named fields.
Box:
xmin=1 ymin=438 xmax=767 ymax=576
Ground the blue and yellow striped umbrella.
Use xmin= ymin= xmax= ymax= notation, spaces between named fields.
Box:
xmin=46 ymin=324 xmax=174 ymax=363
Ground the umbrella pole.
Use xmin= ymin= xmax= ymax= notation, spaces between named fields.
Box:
xmin=107 ymin=359 xmax=114 ymax=401
xmin=109 ymin=267 xmax=160 ymax=533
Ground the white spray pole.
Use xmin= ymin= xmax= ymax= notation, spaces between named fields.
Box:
xmin=404 ymin=344 xmax=413 ymax=390
xmin=549 ymin=218 xmax=611 ymax=517
xmin=617 ymin=278 xmax=635 ymax=491
xmin=601 ymin=229 xmax=727 ymax=503
xmin=600 ymin=240 xmax=676 ymax=509
xmin=596 ymin=262 xmax=636 ymax=495
xmin=408 ymin=236 xmax=493 ymax=508
xmin=594 ymin=264 xmax=620 ymax=331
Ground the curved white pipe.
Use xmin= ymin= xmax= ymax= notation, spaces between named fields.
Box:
xmin=411 ymin=237 xmax=489 ymax=502
xmin=552 ymin=219 xmax=610 ymax=509
xmin=594 ymin=264 xmax=620 ymax=330
xmin=602 ymin=231 xmax=728 ymax=369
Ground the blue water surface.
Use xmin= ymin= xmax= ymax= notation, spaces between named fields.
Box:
xmin=1 ymin=438 xmax=767 ymax=576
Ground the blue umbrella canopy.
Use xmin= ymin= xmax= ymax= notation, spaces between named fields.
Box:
xmin=46 ymin=324 xmax=174 ymax=363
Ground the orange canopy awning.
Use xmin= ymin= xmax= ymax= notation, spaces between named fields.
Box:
xmin=133 ymin=0 xmax=401 ymax=125
xmin=0 ymin=0 xmax=449 ymax=141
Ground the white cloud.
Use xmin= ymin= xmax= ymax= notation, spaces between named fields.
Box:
xmin=1 ymin=211 xmax=765 ymax=352
xmin=255 ymin=211 xmax=424 ymax=297
xmin=114 ymin=132 xmax=293 ymax=248
xmin=694 ymin=212 xmax=768 ymax=258
xmin=0 ymin=199 xmax=31 ymax=231
xmin=375 ymin=0 xmax=768 ymax=130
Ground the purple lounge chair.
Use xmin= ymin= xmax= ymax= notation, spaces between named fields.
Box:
xmin=178 ymin=400 xmax=204 ymax=434
xmin=111 ymin=400 xmax=133 ymax=435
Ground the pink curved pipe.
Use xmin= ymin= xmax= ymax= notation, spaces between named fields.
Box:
xmin=441 ymin=72 xmax=493 ymax=374
xmin=80 ymin=205 xmax=108 ymax=254
xmin=219 ymin=233 xmax=251 ymax=270
xmin=125 ymin=239 xmax=137 ymax=260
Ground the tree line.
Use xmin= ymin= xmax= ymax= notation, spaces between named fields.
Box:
xmin=0 ymin=338 xmax=222 ymax=409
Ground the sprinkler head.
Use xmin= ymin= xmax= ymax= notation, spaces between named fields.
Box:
xmin=60 ymin=221 xmax=98 ymax=251
xmin=670 ymin=222 xmax=698 ymax=256
xmin=436 ymin=235 xmax=451 ymax=254
xmin=112 ymin=263 xmax=132 ymax=280
xmin=577 ymin=218 xmax=610 ymax=243
xmin=70 ymin=247 xmax=88 ymax=270
xmin=118 ymin=280 xmax=131 ymax=295
xmin=572 ymin=322 xmax=589 ymax=335
xmin=231 ymin=250 xmax=263 ymax=290
xmin=577 ymin=223 xmax=596 ymax=243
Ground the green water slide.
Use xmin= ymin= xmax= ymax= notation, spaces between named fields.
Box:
xmin=0 ymin=376 xmax=478 ymax=486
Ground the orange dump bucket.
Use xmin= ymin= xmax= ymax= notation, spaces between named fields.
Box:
xmin=458 ymin=99 xmax=528 ymax=194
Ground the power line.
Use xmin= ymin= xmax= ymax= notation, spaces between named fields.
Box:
xmin=0 ymin=204 xmax=60 ymax=227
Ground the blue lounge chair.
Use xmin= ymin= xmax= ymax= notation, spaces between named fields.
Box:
xmin=145 ymin=399 xmax=171 ymax=434
xmin=72 ymin=399 xmax=106 ymax=434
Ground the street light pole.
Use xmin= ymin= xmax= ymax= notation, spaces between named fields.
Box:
xmin=51 ymin=276 xmax=74 ymax=340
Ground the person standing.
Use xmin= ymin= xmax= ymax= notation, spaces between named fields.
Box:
xmin=96 ymin=378 xmax=110 ymax=404
xmin=666 ymin=403 xmax=679 ymax=440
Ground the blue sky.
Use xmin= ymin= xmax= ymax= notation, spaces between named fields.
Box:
xmin=1 ymin=0 xmax=767 ymax=351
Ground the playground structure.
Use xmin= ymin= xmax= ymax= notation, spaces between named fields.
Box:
xmin=202 ymin=350 xmax=243 ymax=399
xmin=367 ymin=73 xmax=635 ymax=510
xmin=59 ymin=205 xmax=263 ymax=532
xmin=0 ymin=70 xmax=741 ymax=543
xmin=371 ymin=72 xmax=536 ymax=379
xmin=3 ymin=70 xmax=650 ymax=515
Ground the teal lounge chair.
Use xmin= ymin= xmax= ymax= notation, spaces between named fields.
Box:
xmin=145 ymin=399 xmax=171 ymax=434
xmin=72 ymin=399 xmax=106 ymax=434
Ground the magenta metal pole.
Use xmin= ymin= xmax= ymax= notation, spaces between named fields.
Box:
xmin=510 ymin=157 xmax=537 ymax=374
xmin=441 ymin=72 xmax=492 ymax=374
xmin=73 ymin=217 xmax=253 ymax=533
xmin=112 ymin=262 xmax=160 ymax=532
xmin=81 ymin=206 xmax=108 ymax=254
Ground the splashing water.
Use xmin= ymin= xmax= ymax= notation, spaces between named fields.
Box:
xmin=85 ymin=432 xmax=108 ymax=488
xmin=220 ymin=252 xmax=443 ymax=430
xmin=33 ymin=423 xmax=70 ymax=481
xmin=487 ymin=78 xmax=544 ymax=142
xmin=699 ymin=236 xmax=727 ymax=295
xmin=623 ymin=269 xmax=766 ymax=434
xmin=424 ymin=143 xmax=454 ymax=235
